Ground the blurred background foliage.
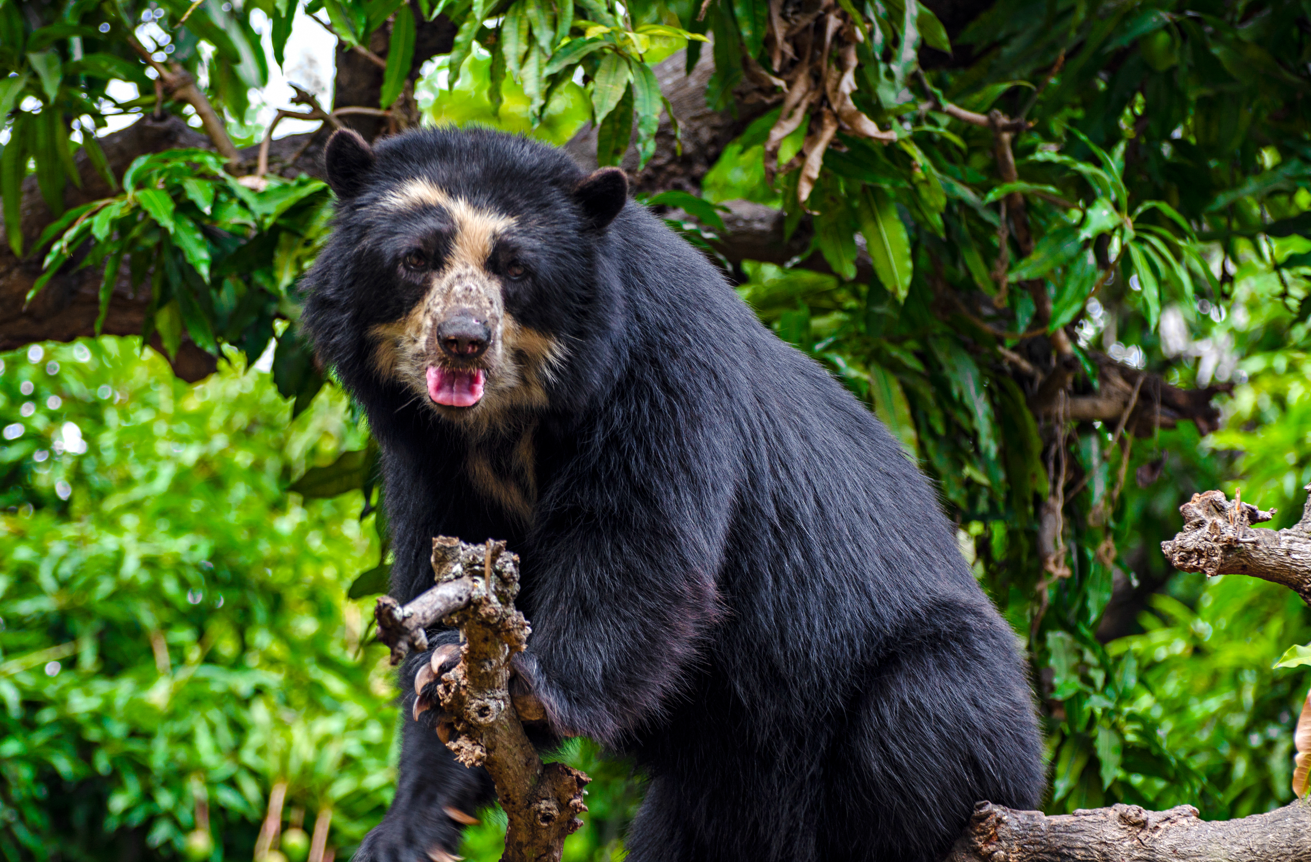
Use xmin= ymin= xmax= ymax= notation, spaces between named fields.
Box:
xmin=1 ymin=0 xmax=1310 ymax=858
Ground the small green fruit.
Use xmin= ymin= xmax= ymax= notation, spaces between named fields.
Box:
xmin=183 ymin=829 xmax=214 ymax=861
xmin=281 ymin=828 xmax=311 ymax=862
xmin=265 ymin=851 xmax=289 ymax=862
xmin=1140 ymin=29 xmax=1177 ymax=72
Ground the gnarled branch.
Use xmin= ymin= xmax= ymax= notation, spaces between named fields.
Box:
xmin=1162 ymin=487 xmax=1311 ymax=606
xmin=374 ymin=538 xmax=587 ymax=862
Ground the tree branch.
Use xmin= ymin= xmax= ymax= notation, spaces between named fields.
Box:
xmin=944 ymin=800 xmax=1311 ymax=862
xmin=1161 ymin=487 xmax=1311 ymax=606
xmin=374 ymin=538 xmax=587 ymax=862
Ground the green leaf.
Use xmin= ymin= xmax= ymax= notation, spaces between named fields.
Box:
xmin=2 ymin=116 xmax=28 ymax=256
xmin=446 ymin=15 xmax=481 ymax=90
xmin=1078 ymin=198 xmax=1122 ymax=241
xmin=380 ymin=5 xmax=416 ymax=108
xmin=67 ymin=52 xmax=150 ymax=85
xmin=290 ymin=448 xmax=377 ymax=498
xmin=181 ymin=179 xmax=217 ymax=215
xmin=554 ymin=0 xmax=573 ymax=49
xmin=32 ymin=201 xmax=100 ymax=252
xmin=172 ymin=216 xmax=212 ymax=281
xmin=856 ymin=186 xmax=913 ymax=302
xmin=1126 ymin=242 xmax=1160 ymax=331
xmin=574 ymin=0 xmax=621 ymax=30
xmin=272 ymin=4 xmax=295 ymax=67
xmin=324 ymin=0 xmax=363 ymax=45
xmin=502 ymin=3 xmax=530 ymax=78
xmin=526 ymin=0 xmax=556 ymax=54
xmin=272 ymin=327 xmax=326 ymax=416
xmin=814 ymin=195 xmax=859 ymax=282
xmin=630 ymin=61 xmax=663 ymax=167
xmin=95 ymin=246 xmax=126 ymax=336
xmin=1050 ymin=250 xmax=1097 ymax=331
xmin=0 ymin=73 xmax=27 ymax=123
xmin=155 ymin=298 xmax=185 ymax=359
xmin=591 ymin=52 xmax=631 ymax=123
xmin=542 ymin=36 xmax=605 ymax=75
xmin=1009 ymin=223 xmax=1081 ymax=282
xmin=81 ymin=132 xmax=116 ymax=191
xmin=137 ymin=189 xmax=177 ymax=234
xmin=31 ymin=110 xmax=66 ymax=217
xmin=916 ymin=6 xmax=951 ymax=53
xmin=982 ymin=181 xmax=1067 ymax=204
xmin=26 ymin=51 xmax=62 ymax=104
xmin=1051 ymin=735 xmax=1092 ymax=803
xmin=1274 ymin=644 xmax=1311 ymax=669
xmin=1095 ymin=726 xmax=1122 ymax=789
xmin=867 ymin=363 xmax=918 ymax=457
xmin=645 ymin=191 xmax=728 ymax=232
xmin=731 ymin=0 xmax=768 ymax=58
xmin=932 ymin=337 xmax=998 ymax=461
xmin=348 ymin=562 xmax=391 ymax=598
xmin=595 ymin=84 xmax=633 ymax=167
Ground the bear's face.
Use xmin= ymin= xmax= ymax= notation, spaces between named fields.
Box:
xmin=312 ymin=129 xmax=628 ymax=436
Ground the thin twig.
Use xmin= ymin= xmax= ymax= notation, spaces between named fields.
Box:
xmin=126 ymin=34 xmax=241 ymax=166
xmin=310 ymin=13 xmax=389 ymax=70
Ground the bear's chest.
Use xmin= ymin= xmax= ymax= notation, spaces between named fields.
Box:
xmin=463 ymin=422 xmax=539 ymax=527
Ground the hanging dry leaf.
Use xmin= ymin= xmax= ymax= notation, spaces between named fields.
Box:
xmin=1294 ymin=687 xmax=1311 ymax=797
xmin=797 ymin=108 xmax=839 ymax=205
xmin=757 ymin=2 xmax=896 ymax=201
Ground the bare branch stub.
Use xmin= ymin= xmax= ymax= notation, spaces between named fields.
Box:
xmin=374 ymin=538 xmax=588 ymax=862
xmin=1161 ymin=486 xmax=1311 ymax=606
xmin=944 ymin=799 xmax=1311 ymax=862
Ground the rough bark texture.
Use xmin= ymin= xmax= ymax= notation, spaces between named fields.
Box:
xmin=1161 ymin=486 xmax=1311 ymax=606
xmin=374 ymin=538 xmax=587 ymax=862
xmin=943 ymin=800 xmax=1311 ymax=862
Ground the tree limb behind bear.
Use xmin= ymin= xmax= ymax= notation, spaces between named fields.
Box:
xmin=374 ymin=537 xmax=587 ymax=862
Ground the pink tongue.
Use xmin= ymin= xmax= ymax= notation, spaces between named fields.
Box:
xmin=426 ymin=366 xmax=485 ymax=407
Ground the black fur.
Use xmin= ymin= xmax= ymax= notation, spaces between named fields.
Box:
xmin=302 ymin=127 xmax=1044 ymax=862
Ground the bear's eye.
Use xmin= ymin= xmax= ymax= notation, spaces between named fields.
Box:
xmin=505 ymin=261 xmax=527 ymax=280
xmin=401 ymin=250 xmax=429 ymax=272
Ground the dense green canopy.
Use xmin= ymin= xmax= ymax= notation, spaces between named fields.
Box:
xmin=0 ymin=0 xmax=1309 ymax=858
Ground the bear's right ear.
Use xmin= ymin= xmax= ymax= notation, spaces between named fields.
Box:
xmin=574 ymin=167 xmax=628 ymax=230
xmin=324 ymin=129 xmax=376 ymax=199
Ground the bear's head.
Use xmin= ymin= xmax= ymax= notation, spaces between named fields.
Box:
xmin=305 ymin=127 xmax=628 ymax=435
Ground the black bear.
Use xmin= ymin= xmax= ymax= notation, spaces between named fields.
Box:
xmin=302 ymin=126 xmax=1044 ymax=862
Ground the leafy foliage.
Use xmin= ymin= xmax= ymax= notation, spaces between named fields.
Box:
xmin=2 ymin=0 xmax=1310 ymax=856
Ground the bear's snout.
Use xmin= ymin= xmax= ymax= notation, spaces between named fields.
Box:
xmin=437 ymin=311 xmax=491 ymax=359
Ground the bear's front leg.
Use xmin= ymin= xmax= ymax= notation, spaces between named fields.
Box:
xmin=356 ymin=642 xmax=495 ymax=862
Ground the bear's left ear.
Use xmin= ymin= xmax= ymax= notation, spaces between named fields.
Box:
xmin=324 ymin=129 xmax=376 ymax=199
xmin=574 ymin=167 xmax=628 ymax=230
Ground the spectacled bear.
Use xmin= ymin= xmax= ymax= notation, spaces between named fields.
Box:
xmin=302 ymin=126 xmax=1044 ymax=862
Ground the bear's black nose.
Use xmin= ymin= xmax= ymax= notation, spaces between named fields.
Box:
xmin=437 ymin=312 xmax=490 ymax=358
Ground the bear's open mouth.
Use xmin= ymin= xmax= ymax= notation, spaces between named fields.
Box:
xmin=426 ymin=365 xmax=486 ymax=408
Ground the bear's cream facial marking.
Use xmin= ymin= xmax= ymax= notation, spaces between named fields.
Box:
xmin=367 ymin=179 xmax=568 ymax=439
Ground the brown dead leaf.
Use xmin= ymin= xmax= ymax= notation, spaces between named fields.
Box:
xmin=832 ymin=43 xmax=896 ymax=142
xmin=765 ymin=72 xmax=817 ymax=176
xmin=798 ymin=108 xmax=839 ymax=206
